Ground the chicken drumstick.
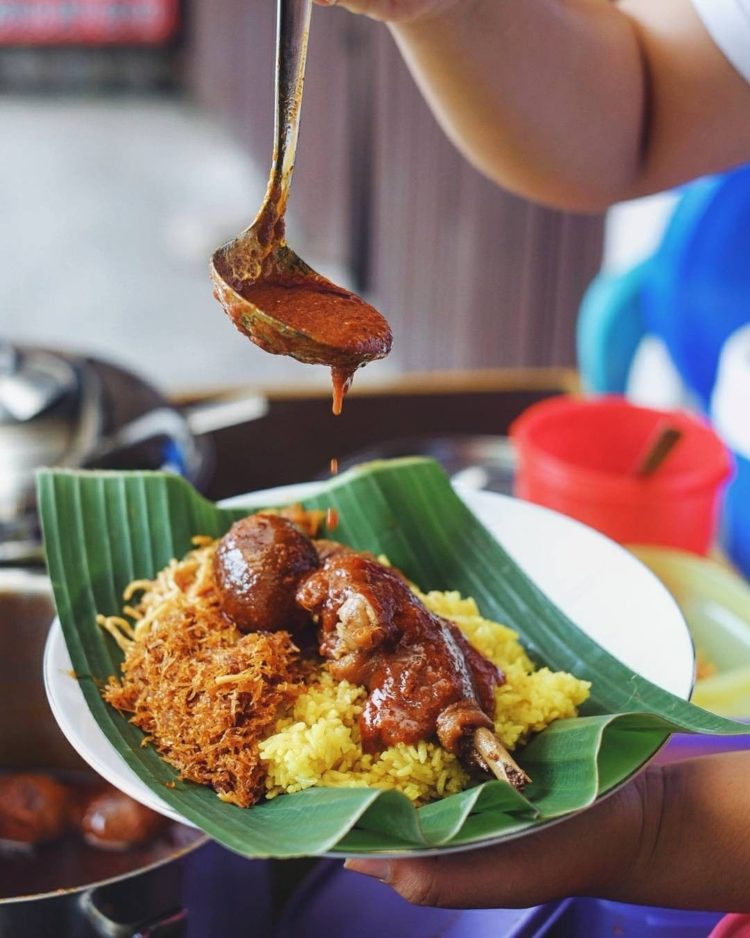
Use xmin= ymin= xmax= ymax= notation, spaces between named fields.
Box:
xmin=297 ymin=552 xmax=530 ymax=788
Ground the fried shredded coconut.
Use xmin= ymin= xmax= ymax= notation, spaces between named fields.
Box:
xmin=101 ymin=538 xmax=305 ymax=807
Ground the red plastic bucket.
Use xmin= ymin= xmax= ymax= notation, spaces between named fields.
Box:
xmin=510 ymin=396 xmax=732 ymax=554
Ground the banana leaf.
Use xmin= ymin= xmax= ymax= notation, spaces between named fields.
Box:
xmin=37 ymin=458 xmax=750 ymax=857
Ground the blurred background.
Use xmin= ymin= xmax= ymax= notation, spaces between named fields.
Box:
xmin=0 ymin=0 xmax=612 ymax=393
xmin=3 ymin=0 xmax=750 ymax=619
xmin=4 ymin=8 xmax=750 ymax=934
xmin=2 ymin=0 xmax=749 ymax=555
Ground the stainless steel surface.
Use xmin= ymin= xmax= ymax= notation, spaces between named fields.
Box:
xmin=209 ymin=0 xmax=388 ymax=368
xmin=0 ymin=347 xmax=104 ymax=541
xmin=0 ymin=343 xmax=272 ymax=565
xmin=232 ymin=0 xmax=311 ymax=247
xmin=211 ymin=0 xmax=313 ymax=338
xmin=0 ymin=346 xmax=212 ymax=565
xmin=89 ymin=394 xmax=270 ymax=464
xmin=181 ymin=392 xmax=268 ymax=436
xmin=79 ymin=891 xmax=188 ymax=938
xmin=210 ymin=0 xmax=312 ymax=283
xmin=83 ymin=407 xmax=203 ymax=476
xmin=271 ymin=0 xmax=313 ymax=217
xmin=0 ymin=344 xmax=76 ymax=423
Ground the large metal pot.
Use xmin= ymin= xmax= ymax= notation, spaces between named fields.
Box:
xmin=0 ymin=570 xmax=273 ymax=938
xmin=0 ymin=345 xmax=276 ymax=934
xmin=0 ymin=343 xmax=266 ymax=565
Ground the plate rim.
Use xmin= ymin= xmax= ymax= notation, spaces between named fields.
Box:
xmin=43 ymin=481 xmax=695 ymax=857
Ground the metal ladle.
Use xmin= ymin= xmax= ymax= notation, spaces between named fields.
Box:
xmin=210 ymin=0 xmax=392 ymax=414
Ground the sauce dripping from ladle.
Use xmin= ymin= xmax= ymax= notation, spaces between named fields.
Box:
xmin=326 ymin=457 xmax=339 ymax=531
xmin=209 ymin=0 xmax=391 ymax=414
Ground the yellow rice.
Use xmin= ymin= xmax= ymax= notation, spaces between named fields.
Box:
xmin=260 ymin=589 xmax=590 ymax=804
xmin=102 ymin=537 xmax=591 ymax=807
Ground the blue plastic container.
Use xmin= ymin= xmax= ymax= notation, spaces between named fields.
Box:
xmin=725 ymin=452 xmax=750 ymax=579
xmin=546 ymin=899 xmax=723 ymax=937
xmin=276 ymin=861 xmax=728 ymax=938
xmin=578 ymin=166 xmax=750 ymax=411
xmin=643 ymin=167 xmax=750 ymax=409
xmin=275 ymin=860 xmax=567 ymax=938
xmin=184 ymin=844 xmax=274 ymax=938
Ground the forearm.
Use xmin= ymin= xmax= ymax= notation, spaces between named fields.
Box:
xmin=372 ymin=0 xmax=750 ymax=211
xmin=390 ymin=0 xmax=646 ymax=211
xmin=347 ymin=752 xmax=750 ymax=911
xmin=612 ymin=752 xmax=750 ymax=911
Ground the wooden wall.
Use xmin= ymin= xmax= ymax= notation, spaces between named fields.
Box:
xmin=187 ymin=3 xmax=604 ymax=371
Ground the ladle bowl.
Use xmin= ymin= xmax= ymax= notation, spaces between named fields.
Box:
xmin=210 ymin=0 xmax=391 ymax=413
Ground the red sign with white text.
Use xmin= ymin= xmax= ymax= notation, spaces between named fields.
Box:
xmin=0 ymin=0 xmax=179 ymax=45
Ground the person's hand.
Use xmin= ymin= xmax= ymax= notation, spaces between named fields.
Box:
xmin=345 ymin=764 xmax=652 ymax=908
xmin=313 ymin=0 xmax=463 ymax=26
xmin=345 ymin=753 xmax=750 ymax=913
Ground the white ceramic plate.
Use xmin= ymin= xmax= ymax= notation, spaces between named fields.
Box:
xmin=44 ymin=483 xmax=695 ymax=827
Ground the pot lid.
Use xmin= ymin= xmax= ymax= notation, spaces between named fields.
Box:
xmin=0 ymin=344 xmax=208 ymax=565
xmin=0 ymin=344 xmax=78 ymax=424
xmin=0 ymin=346 xmax=104 ymax=542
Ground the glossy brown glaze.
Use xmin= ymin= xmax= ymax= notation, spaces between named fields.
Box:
xmin=325 ymin=458 xmax=340 ymax=531
xmin=0 ymin=774 xmax=70 ymax=845
xmin=232 ymin=278 xmax=391 ymax=415
xmin=238 ymin=280 xmax=392 ymax=414
xmin=80 ymin=789 xmax=167 ymax=851
xmin=312 ymin=539 xmax=355 ymax=563
xmin=238 ymin=281 xmax=390 ymax=359
xmin=331 ymin=366 xmax=355 ymax=416
xmin=214 ymin=514 xmax=319 ymax=633
xmin=296 ymin=553 xmax=502 ymax=755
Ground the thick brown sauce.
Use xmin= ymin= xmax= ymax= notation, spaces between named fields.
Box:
xmin=238 ymin=280 xmax=391 ymax=415
xmin=331 ymin=367 xmax=353 ymax=417
xmin=296 ymin=554 xmax=501 ymax=754
xmin=326 ymin=458 xmax=340 ymax=531
xmin=239 ymin=282 xmax=389 ymax=353
xmin=213 ymin=171 xmax=391 ymax=414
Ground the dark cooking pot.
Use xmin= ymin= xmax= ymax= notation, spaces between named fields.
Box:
xmin=0 ymin=343 xmax=266 ymax=564
xmin=0 ymin=570 xmax=273 ymax=938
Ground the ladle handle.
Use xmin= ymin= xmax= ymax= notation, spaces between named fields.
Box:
xmin=265 ymin=0 xmax=313 ymax=225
